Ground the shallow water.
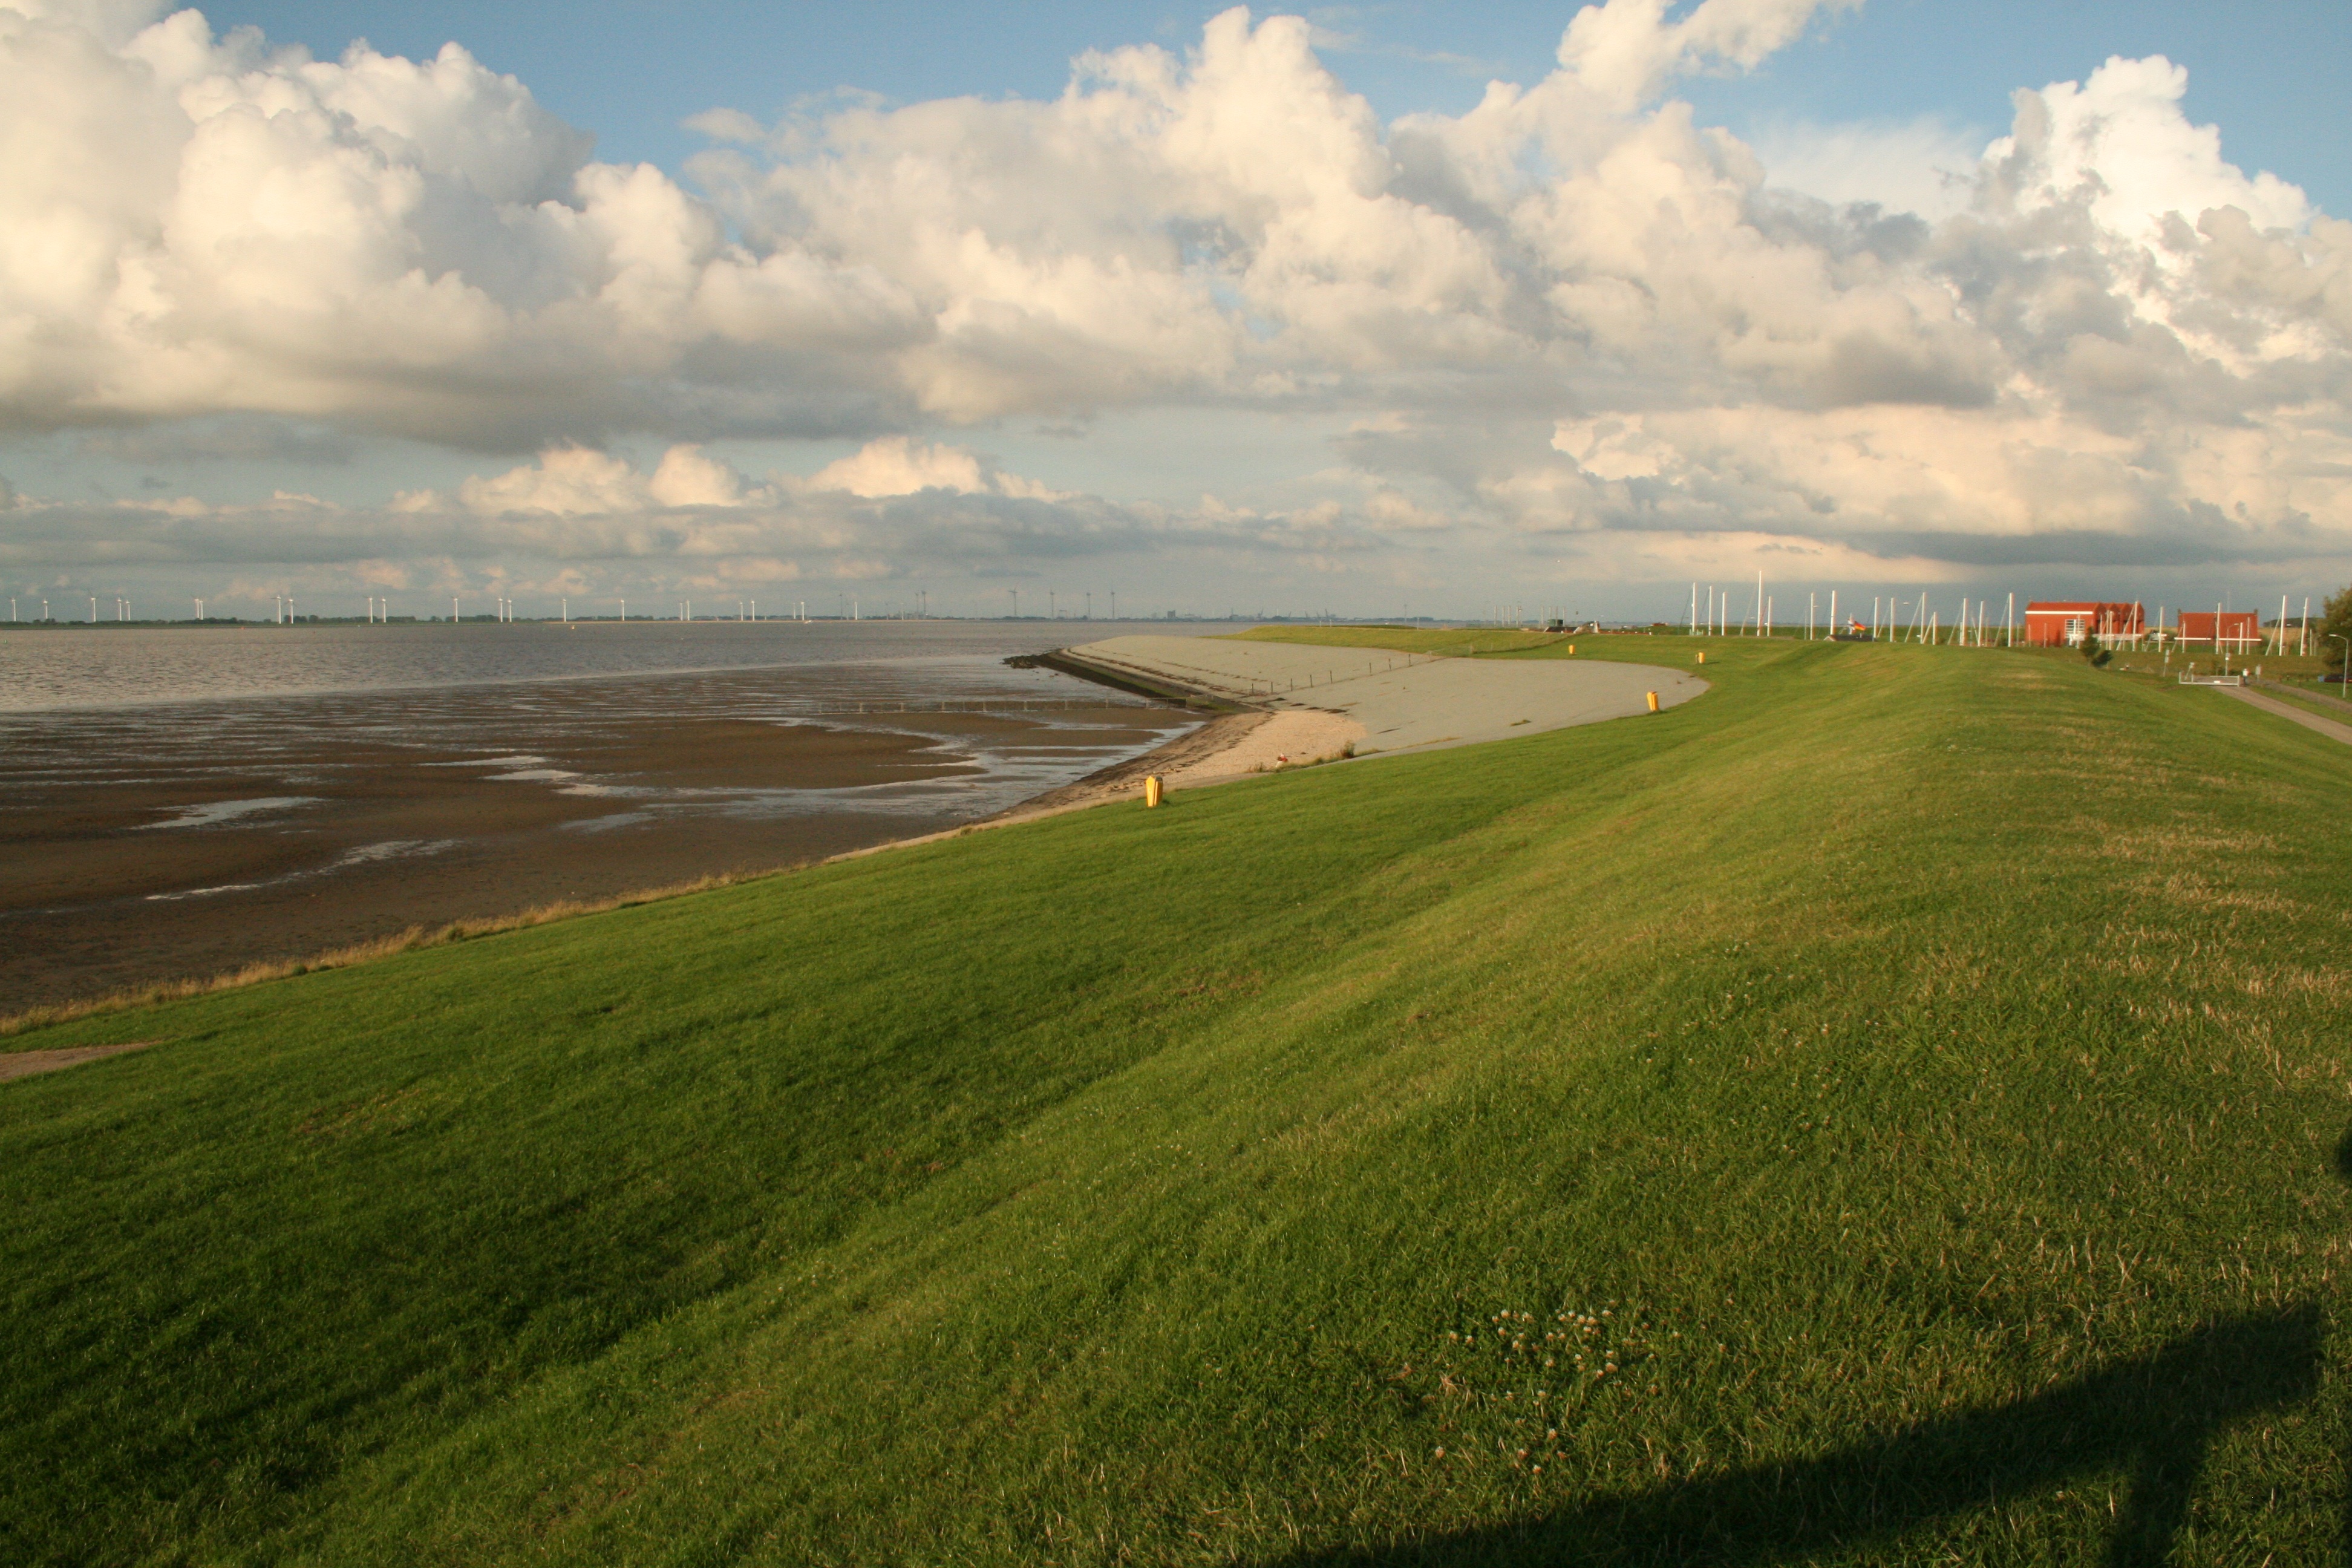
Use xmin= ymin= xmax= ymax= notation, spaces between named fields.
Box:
xmin=0 ymin=618 xmax=1215 ymax=711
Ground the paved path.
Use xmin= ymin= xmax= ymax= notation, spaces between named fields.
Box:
xmin=1063 ymin=635 xmax=1704 ymax=756
xmin=2223 ymin=684 xmax=2352 ymax=746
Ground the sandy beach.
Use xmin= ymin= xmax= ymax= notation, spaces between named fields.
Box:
xmin=1060 ymin=633 xmax=1702 ymax=751
xmin=993 ymin=633 xmax=1704 ymax=819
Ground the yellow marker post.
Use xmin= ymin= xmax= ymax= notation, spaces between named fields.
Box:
xmin=1566 ymin=644 xmax=1575 ymax=655
xmin=1646 ymin=690 xmax=1660 ymax=713
xmin=1144 ymin=775 xmax=1163 ymax=808
xmin=1696 ymin=650 xmax=1706 ymax=664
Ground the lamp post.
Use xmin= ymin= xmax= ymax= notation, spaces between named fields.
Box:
xmin=2331 ymin=634 xmax=2350 ymax=696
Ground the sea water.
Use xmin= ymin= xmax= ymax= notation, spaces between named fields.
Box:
xmin=0 ymin=619 xmax=1204 ymax=712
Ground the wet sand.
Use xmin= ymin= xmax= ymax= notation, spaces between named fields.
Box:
xmin=4 ymin=668 xmax=1195 ymax=1010
xmin=1008 ymin=711 xmax=1274 ymax=814
xmin=1005 ymin=708 xmax=1373 ymax=816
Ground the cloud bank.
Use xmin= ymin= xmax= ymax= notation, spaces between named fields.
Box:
xmin=0 ymin=436 xmax=1384 ymax=606
xmin=2 ymin=0 xmax=2348 ymax=604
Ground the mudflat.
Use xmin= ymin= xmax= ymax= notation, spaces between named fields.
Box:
xmin=4 ymin=669 xmax=1194 ymax=1010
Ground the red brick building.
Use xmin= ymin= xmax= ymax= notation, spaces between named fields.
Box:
xmin=2024 ymin=601 xmax=2145 ymax=647
xmin=2174 ymin=610 xmax=2261 ymax=650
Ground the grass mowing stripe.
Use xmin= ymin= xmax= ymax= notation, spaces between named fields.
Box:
xmin=4 ymin=636 xmax=2348 ymax=1564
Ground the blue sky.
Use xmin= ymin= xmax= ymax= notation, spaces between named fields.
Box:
xmin=4 ymin=0 xmax=2350 ymax=619
xmin=209 ymin=1 xmax=2351 ymax=215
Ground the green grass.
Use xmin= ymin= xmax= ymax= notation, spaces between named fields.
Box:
xmin=1227 ymin=624 xmax=1574 ymax=657
xmin=5 ymin=635 xmax=2351 ymax=1565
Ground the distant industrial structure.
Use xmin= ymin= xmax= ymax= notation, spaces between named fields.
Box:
xmin=2016 ymin=601 xmax=2288 ymax=656
xmin=2023 ymin=601 xmax=2145 ymax=648
xmin=2173 ymin=610 xmax=2262 ymax=652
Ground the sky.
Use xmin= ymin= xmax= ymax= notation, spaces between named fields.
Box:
xmin=2 ymin=0 xmax=2349 ymax=622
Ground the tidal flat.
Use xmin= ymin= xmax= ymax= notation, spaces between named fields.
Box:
xmin=1 ymin=622 xmax=1202 ymax=1008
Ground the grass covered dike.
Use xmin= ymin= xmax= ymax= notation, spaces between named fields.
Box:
xmin=4 ymin=631 xmax=2349 ymax=1565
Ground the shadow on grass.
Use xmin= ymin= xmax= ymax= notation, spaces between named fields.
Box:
xmin=1279 ymin=1302 xmax=2325 ymax=1567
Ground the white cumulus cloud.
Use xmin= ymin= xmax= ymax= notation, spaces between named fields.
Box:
xmin=808 ymin=437 xmax=1065 ymax=500
xmin=435 ymin=444 xmax=769 ymax=516
xmin=1557 ymin=0 xmax=1863 ymax=112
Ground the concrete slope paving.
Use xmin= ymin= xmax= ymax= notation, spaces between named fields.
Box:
xmin=1063 ymin=635 xmax=1705 ymax=756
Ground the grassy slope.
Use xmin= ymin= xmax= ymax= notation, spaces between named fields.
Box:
xmin=4 ymin=635 xmax=2349 ymax=1566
